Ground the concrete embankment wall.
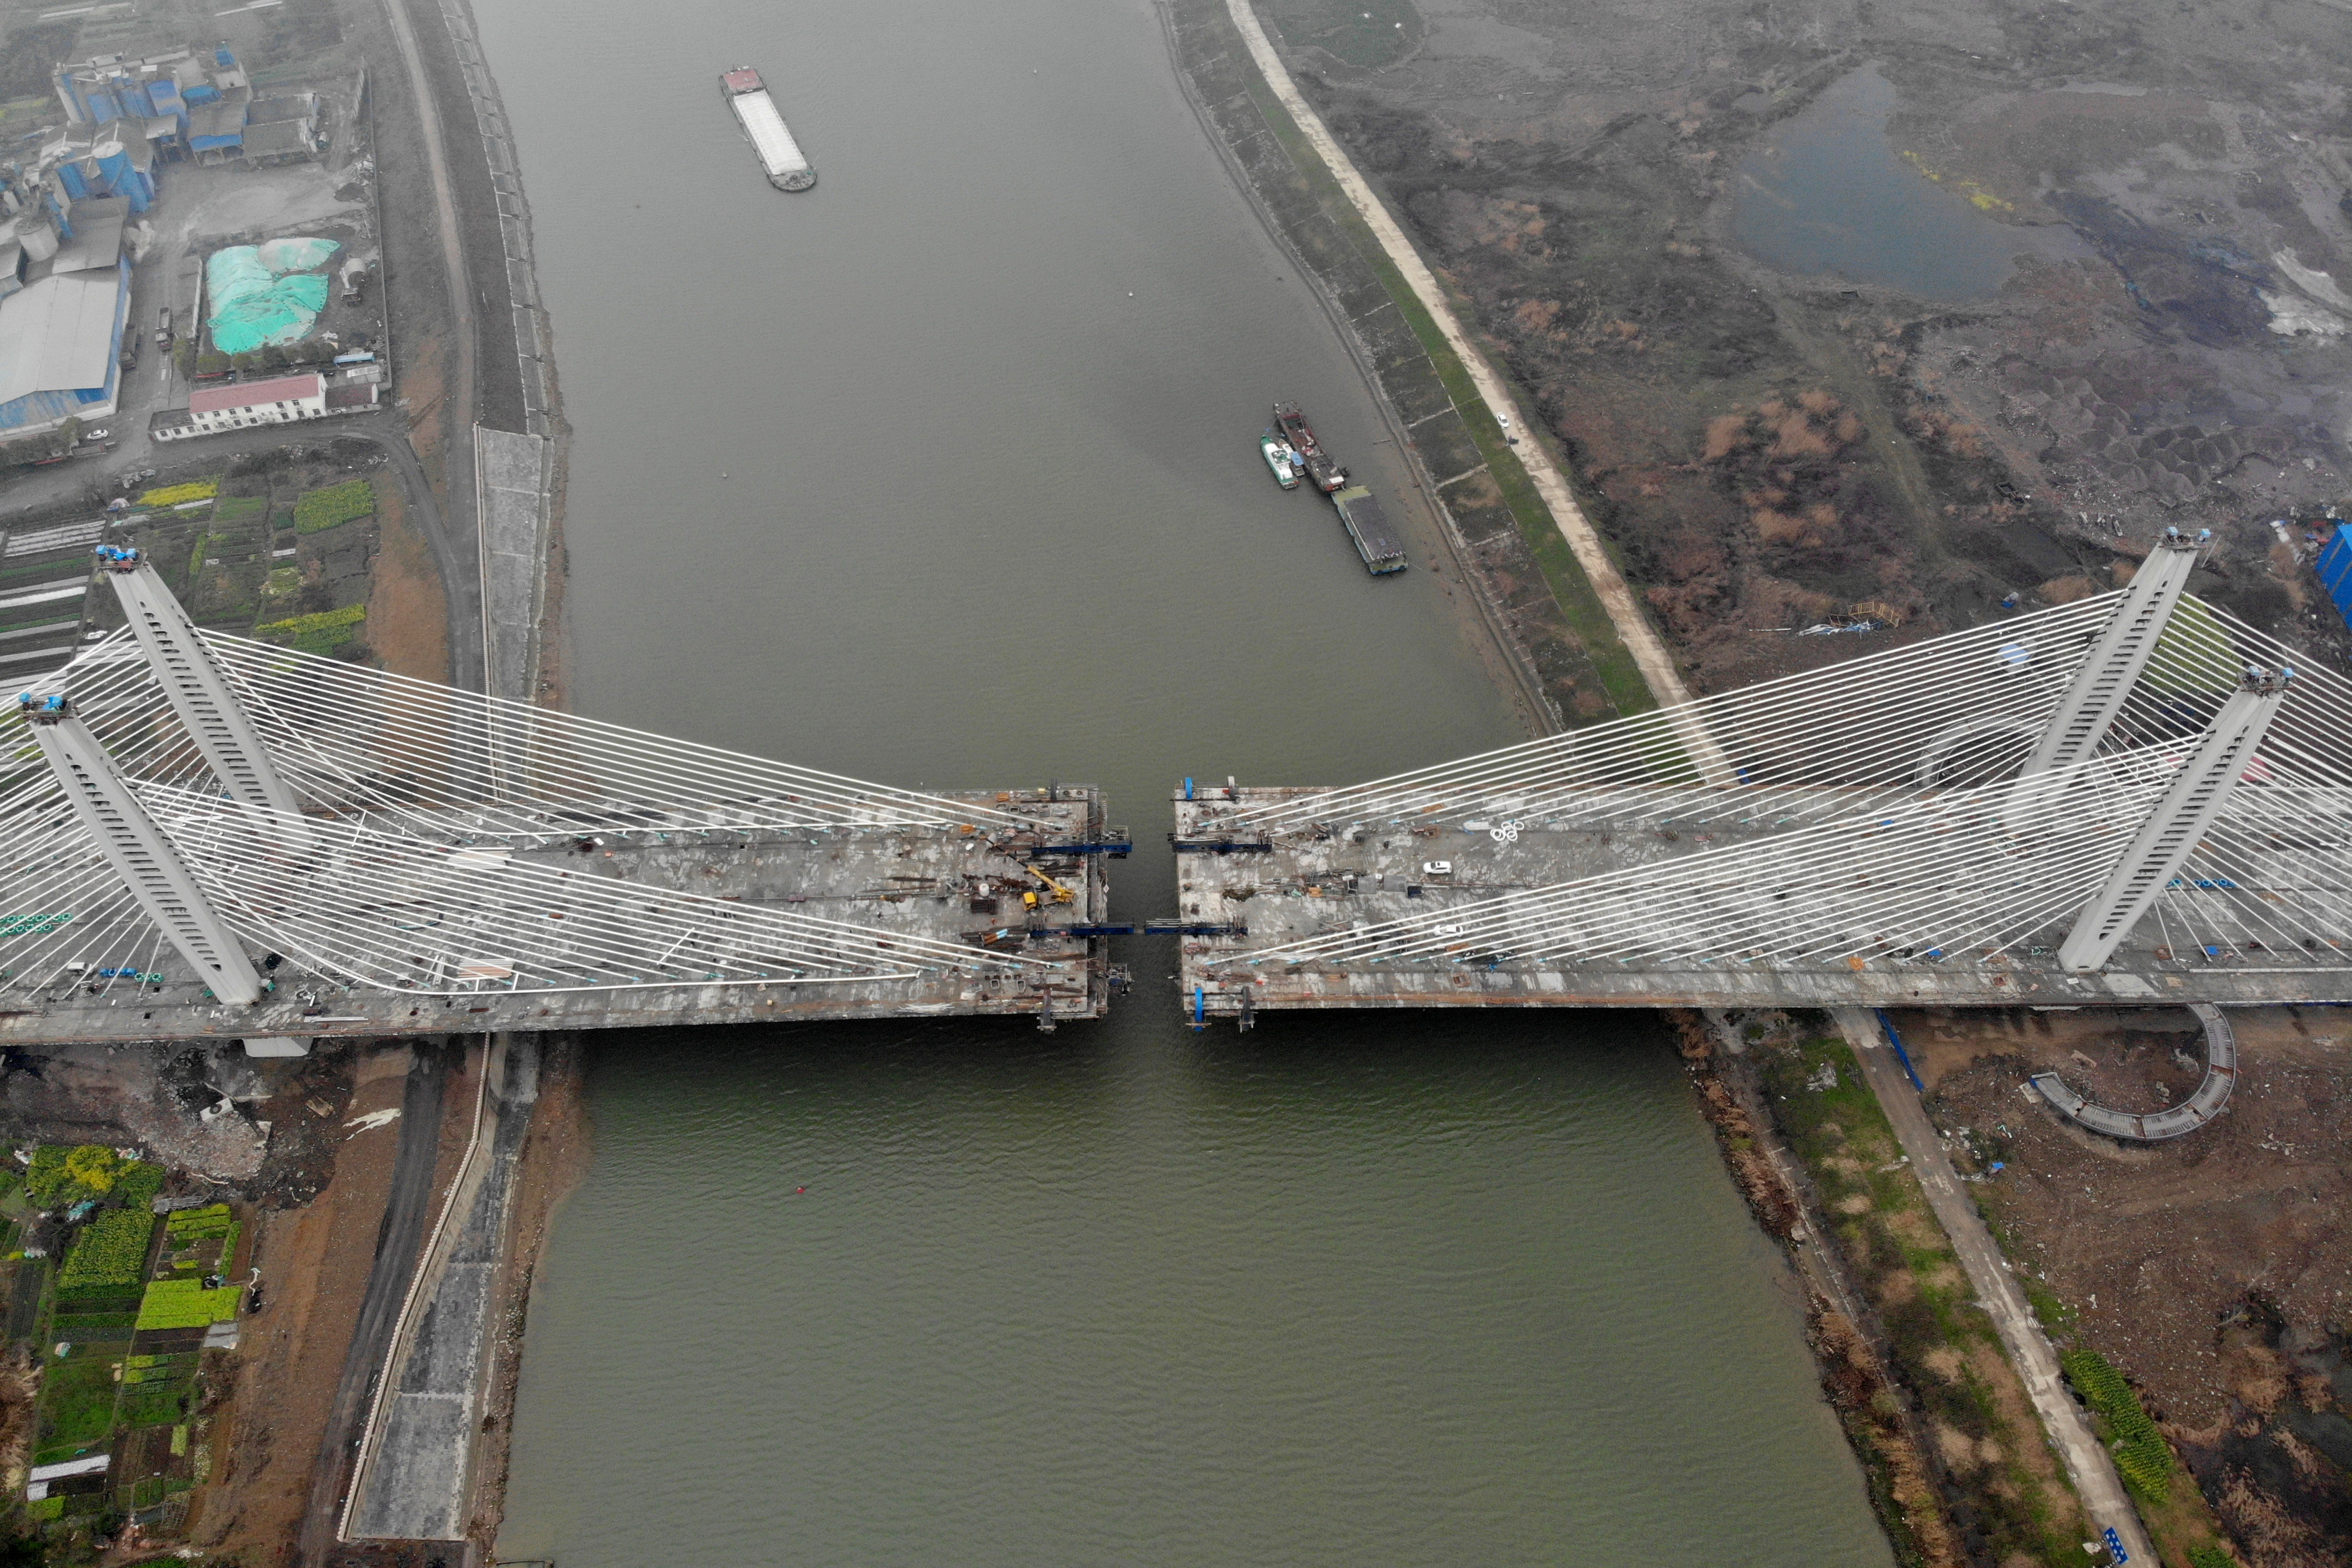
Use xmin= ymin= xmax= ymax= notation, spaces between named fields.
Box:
xmin=1160 ymin=0 xmax=1648 ymax=726
xmin=344 ymin=1036 xmax=540 ymax=1542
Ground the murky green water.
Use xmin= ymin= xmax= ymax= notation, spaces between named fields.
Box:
xmin=1733 ymin=65 xmax=2041 ymax=300
xmin=474 ymin=0 xmax=1895 ymax=1560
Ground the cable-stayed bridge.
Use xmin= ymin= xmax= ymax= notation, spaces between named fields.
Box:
xmin=10 ymin=535 xmax=2351 ymax=1046
xmin=2 ymin=554 xmax=1117 ymax=1051
xmin=1173 ymin=538 xmax=2352 ymax=1023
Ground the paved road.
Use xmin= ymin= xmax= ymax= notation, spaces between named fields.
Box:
xmin=296 ymin=1039 xmax=455 ymax=1568
xmin=1832 ymin=1007 xmax=2154 ymax=1565
xmin=379 ymin=0 xmax=484 ymax=585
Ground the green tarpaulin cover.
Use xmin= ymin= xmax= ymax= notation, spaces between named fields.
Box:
xmin=205 ymin=237 xmax=342 ymax=356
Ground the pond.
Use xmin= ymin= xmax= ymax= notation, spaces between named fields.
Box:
xmin=1733 ymin=66 xmax=2043 ymax=301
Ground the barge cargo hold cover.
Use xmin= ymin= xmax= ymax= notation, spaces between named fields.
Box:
xmin=1330 ymin=485 xmax=1406 ymax=574
xmin=720 ymin=67 xmax=816 ymax=191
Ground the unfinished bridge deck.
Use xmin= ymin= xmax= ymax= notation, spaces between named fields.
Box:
xmin=1 ymin=790 xmax=1115 ymax=1045
xmin=1169 ymin=789 xmax=2352 ymax=1019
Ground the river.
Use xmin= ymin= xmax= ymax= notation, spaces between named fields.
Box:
xmin=469 ymin=0 xmax=1895 ymax=1560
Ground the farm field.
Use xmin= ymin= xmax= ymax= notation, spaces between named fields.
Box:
xmin=17 ymin=1149 xmax=248 ymax=1541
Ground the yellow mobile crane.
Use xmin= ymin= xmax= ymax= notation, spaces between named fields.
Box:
xmin=1020 ymin=865 xmax=1077 ymax=909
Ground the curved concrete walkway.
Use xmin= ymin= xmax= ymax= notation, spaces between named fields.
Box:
xmin=2032 ymin=1002 xmax=2238 ymax=1140
xmin=1221 ymin=0 xmax=1692 ymax=708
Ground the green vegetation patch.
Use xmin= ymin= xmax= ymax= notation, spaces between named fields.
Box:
xmin=115 ymin=1161 xmax=165 ymax=1210
xmin=164 ymin=1205 xmax=234 ymax=1240
xmin=37 ymin=1355 xmax=121 ymax=1450
xmin=57 ymin=1210 xmax=154 ymax=1291
xmin=135 ymin=1277 xmax=241 ymax=1331
xmin=139 ymin=479 xmax=219 ymax=507
xmin=27 ymin=1145 xmax=135 ymax=1208
xmin=118 ymin=1359 xmax=198 ymax=1427
xmin=255 ymin=602 xmax=365 ymax=654
xmin=293 ymin=478 xmax=376 ymax=533
xmin=160 ymin=1205 xmax=240 ymax=1283
xmin=2060 ymin=1348 xmax=2176 ymax=1501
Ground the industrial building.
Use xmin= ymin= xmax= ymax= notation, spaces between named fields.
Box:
xmin=242 ymin=96 xmax=323 ymax=165
xmin=2 ymin=43 xmax=250 ymax=227
xmin=159 ymin=371 xmax=325 ymax=436
xmin=0 ymin=195 xmax=135 ymax=438
xmin=151 ymin=366 xmax=377 ymax=441
xmin=52 ymin=45 xmax=242 ymax=135
xmin=187 ymin=100 xmax=248 ymax=165
xmin=0 ymin=42 xmax=275 ymax=442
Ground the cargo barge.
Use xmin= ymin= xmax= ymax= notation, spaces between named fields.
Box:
xmin=1272 ymin=400 xmax=1347 ymax=492
xmin=1331 ymin=484 xmax=1407 ymax=574
xmin=720 ymin=67 xmax=816 ymax=192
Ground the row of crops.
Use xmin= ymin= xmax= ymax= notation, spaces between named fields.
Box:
xmin=0 ymin=456 xmax=388 ymax=683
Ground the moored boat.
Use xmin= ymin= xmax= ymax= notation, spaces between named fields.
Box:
xmin=1271 ymin=400 xmax=1348 ymax=492
xmin=1331 ymin=485 xmax=1407 ymax=575
xmin=1260 ymin=430 xmax=1302 ymax=489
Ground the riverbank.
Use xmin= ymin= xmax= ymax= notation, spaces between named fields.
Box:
xmin=255 ymin=0 xmax=571 ymax=1551
xmin=458 ymin=1039 xmax=587 ymax=1547
xmin=344 ymin=0 xmax=568 ymax=697
xmin=1163 ymin=0 xmax=1656 ymax=727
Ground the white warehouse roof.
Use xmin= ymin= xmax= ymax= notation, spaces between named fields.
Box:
xmin=0 ymin=270 xmax=121 ymax=406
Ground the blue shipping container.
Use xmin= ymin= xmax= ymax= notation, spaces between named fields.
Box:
xmin=2317 ymin=528 xmax=2352 ymax=625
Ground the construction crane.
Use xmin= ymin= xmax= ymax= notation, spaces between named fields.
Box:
xmin=1021 ymin=865 xmax=1077 ymax=908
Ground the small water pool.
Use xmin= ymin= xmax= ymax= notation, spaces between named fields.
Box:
xmin=1733 ymin=66 xmax=2039 ymax=301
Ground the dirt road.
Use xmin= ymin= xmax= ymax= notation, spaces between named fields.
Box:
xmin=1833 ymin=1007 xmax=2153 ymax=1565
